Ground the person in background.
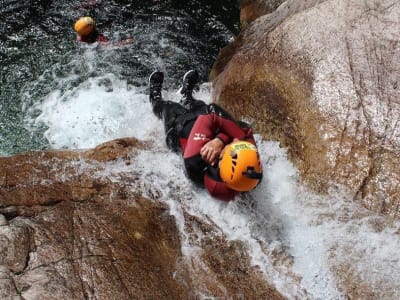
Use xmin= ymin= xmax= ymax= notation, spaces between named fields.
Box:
xmin=73 ymin=16 xmax=133 ymax=45
xmin=148 ymin=70 xmax=263 ymax=201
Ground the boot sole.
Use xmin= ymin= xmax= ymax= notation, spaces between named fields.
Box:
xmin=149 ymin=71 xmax=164 ymax=85
xmin=177 ymin=70 xmax=197 ymax=94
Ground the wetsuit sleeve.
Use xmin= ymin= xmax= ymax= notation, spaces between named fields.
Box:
xmin=215 ymin=132 xmax=230 ymax=145
xmin=204 ymin=166 xmax=237 ymax=201
xmin=183 ymin=113 xmax=253 ymax=159
xmin=241 ymin=127 xmax=256 ymax=145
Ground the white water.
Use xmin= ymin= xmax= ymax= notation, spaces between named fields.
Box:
xmin=28 ymin=54 xmax=400 ymax=300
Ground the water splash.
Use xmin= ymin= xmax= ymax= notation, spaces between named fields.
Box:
xmin=29 ymin=75 xmax=400 ymax=299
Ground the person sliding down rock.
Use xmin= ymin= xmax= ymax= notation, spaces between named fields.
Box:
xmin=73 ymin=16 xmax=134 ymax=45
xmin=149 ymin=70 xmax=263 ymax=201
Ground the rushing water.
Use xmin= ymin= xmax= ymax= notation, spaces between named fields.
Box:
xmin=1 ymin=0 xmax=239 ymax=155
xmin=2 ymin=1 xmax=400 ymax=299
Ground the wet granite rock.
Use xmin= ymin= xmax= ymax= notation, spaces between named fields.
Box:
xmin=212 ymin=0 xmax=400 ymax=217
xmin=0 ymin=266 xmax=21 ymax=299
xmin=0 ymin=138 xmax=284 ymax=299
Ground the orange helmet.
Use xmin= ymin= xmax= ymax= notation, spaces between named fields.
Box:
xmin=74 ymin=17 xmax=95 ymax=36
xmin=219 ymin=141 xmax=262 ymax=192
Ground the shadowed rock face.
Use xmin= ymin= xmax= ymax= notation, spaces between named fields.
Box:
xmin=0 ymin=138 xmax=284 ymax=299
xmin=212 ymin=0 xmax=400 ymax=217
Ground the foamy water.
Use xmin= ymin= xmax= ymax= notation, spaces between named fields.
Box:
xmin=29 ymin=67 xmax=400 ymax=300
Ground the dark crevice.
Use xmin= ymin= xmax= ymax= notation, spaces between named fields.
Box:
xmin=0 ymin=199 xmax=63 ymax=220
xmin=0 ymin=208 xmax=21 ymax=221
xmin=40 ymin=198 xmax=63 ymax=206
xmin=344 ymin=9 xmax=375 ymax=201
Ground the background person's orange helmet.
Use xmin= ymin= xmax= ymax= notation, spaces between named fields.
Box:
xmin=74 ymin=17 xmax=96 ymax=36
xmin=219 ymin=141 xmax=262 ymax=192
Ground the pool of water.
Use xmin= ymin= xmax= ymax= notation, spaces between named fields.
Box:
xmin=0 ymin=0 xmax=239 ymax=155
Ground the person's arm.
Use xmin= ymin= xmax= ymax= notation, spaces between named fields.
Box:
xmin=183 ymin=113 xmax=225 ymax=184
xmin=183 ymin=113 xmax=255 ymax=160
xmin=204 ymin=172 xmax=237 ymax=201
xmin=208 ymin=112 xmax=255 ymax=143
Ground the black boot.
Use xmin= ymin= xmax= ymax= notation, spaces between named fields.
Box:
xmin=149 ymin=71 xmax=164 ymax=106
xmin=179 ymin=70 xmax=199 ymax=108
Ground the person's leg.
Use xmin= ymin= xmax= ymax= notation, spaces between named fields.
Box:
xmin=178 ymin=70 xmax=201 ymax=109
xmin=149 ymin=70 xmax=188 ymax=121
xmin=149 ymin=71 xmax=165 ymax=119
xmin=149 ymin=71 xmax=188 ymax=151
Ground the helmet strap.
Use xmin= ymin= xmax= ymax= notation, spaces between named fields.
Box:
xmin=242 ymin=166 xmax=262 ymax=179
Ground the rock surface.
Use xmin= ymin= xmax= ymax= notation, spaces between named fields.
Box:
xmin=211 ymin=0 xmax=400 ymax=217
xmin=0 ymin=138 xmax=284 ymax=299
